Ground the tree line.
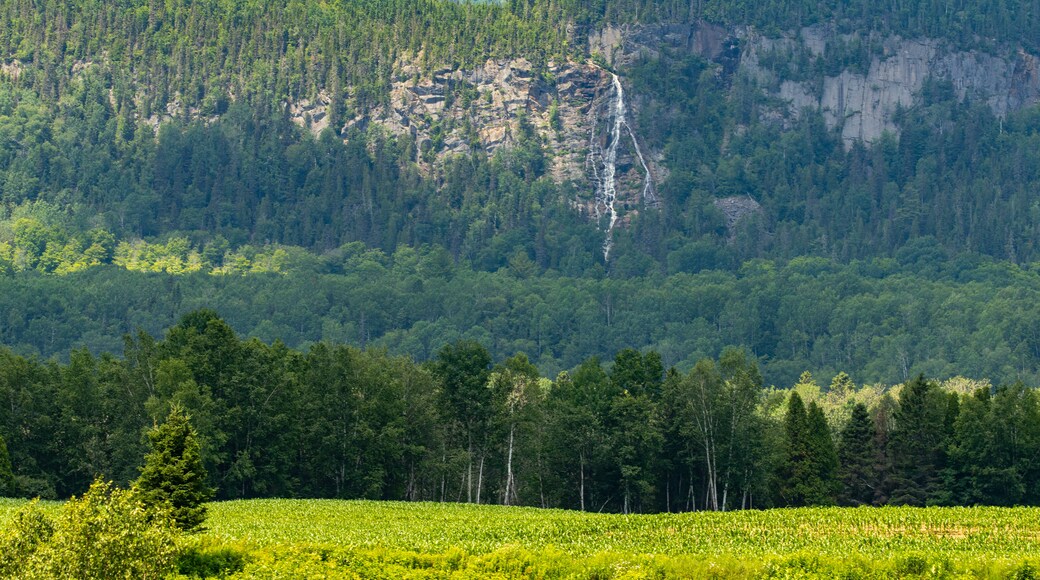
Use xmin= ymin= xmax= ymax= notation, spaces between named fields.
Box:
xmin=5 ymin=250 xmax=1040 ymax=388
xmin=1 ymin=309 xmax=1038 ymax=511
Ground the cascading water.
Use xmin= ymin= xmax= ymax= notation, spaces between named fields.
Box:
xmin=591 ymin=72 xmax=656 ymax=261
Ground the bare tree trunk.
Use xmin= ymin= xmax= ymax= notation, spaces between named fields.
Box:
xmin=476 ymin=453 xmax=485 ymax=504
xmin=407 ymin=462 xmax=416 ymax=501
xmin=467 ymin=437 xmax=473 ymax=503
xmin=579 ymin=451 xmax=586 ymax=512
xmin=504 ymin=423 xmax=516 ymax=505
xmin=703 ymin=440 xmax=718 ymax=511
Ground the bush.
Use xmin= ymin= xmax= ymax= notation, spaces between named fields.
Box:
xmin=176 ymin=541 xmax=248 ymax=578
xmin=0 ymin=479 xmax=179 ymax=579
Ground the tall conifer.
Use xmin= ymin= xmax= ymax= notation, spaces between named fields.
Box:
xmin=807 ymin=402 xmax=840 ymax=505
xmin=838 ymin=403 xmax=877 ymax=505
xmin=135 ymin=406 xmax=214 ymax=531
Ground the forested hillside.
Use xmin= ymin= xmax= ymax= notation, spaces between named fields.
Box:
xmin=0 ymin=0 xmax=1040 ymax=385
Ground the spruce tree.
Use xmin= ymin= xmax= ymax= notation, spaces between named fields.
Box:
xmin=778 ymin=393 xmax=840 ymax=506
xmin=0 ymin=434 xmax=14 ymax=496
xmin=135 ymin=406 xmax=214 ymax=531
xmin=806 ymin=402 xmax=840 ymax=505
xmin=777 ymin=391 xmax=810 ymax=506
xmin=837 ymin=403 xmax=877 ymax=506
xmin=829 ymin=372 xmax=855 ymax=396
xmin=889 ymin=375 xmax=949 ymax=505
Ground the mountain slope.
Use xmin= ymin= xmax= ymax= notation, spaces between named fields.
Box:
xmin=1 ymin=0 xmax=1040 ymax=385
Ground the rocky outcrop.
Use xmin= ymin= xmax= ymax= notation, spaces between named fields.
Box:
xmin=589 ymin=22 xmax=739 ymax=69
xmin=283 ymin=56 xmax=663 ymax=252
xmin=742 ymin=26 xmax=1040 ymax=147
xmin=287 ymin=58 xmax=610 ymax=186
xmin=714 ymin=196 xmax=762 ymax=231
xmin=33 ymin=20 xmax=1038 ymax=244
xmin=589 ymin=22 xmax=1040 ymax=149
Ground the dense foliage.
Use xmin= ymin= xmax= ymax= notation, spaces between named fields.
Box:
xmin=3 ymin=58 xmax=1040 ymax=271
xmin=0 ymin=480 xmax=178 ymax=579
xmin=0 ymin=0 xmax=1038 ymax=268
xmin=5 ymin=253 xmax=1040 ymax=387
xmin=0 ymin=310 xmax=1035 ymax=514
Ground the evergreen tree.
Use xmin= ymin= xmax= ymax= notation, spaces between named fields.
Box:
xmin=0 ymin=434 xmax=13 ymax=496
xmin=777 ymin=391 xmax=810 ymax=506
xmin=778 ymin=393 xmax=838 ymax=506
xmin=837 ymin=403 xmax=876 ymax=506
xmin=806 ymin=402 xmax=840 ymax=505
xmin=135 ymin=406 xmax=215 ymax=531
xmin=829 ymin=372 xmax=855 ymax=396
xmin=888 ymin=375 xmax=950 ymax=506
xmin=871 ymin=394 xmax=898 ymax=505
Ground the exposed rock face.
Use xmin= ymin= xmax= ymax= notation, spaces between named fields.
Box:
xmin=284 ymin=56 xmax=663 ymax=250
xmin=742 ymin=26 xmax=1040 ymax=147
xmin=289 ymin=90 xmax=333 ymax=135
xmin=590 ymin=22 xmax=1040 ymax=151
xmin=303 ymin=58 xmax=612 ymax=186
xmin=714 ymin=196 xmax=762 ymax=231
xmin=589 ymin=22 xmax=738 ymax=68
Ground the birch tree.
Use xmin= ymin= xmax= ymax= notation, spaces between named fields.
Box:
xmin=487 ymin=353 xmax=541 ymax=506
xmin=431 ymin=341 xmax=492 ymax=503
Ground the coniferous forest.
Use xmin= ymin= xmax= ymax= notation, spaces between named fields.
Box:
xmin=1 ymin=0 xmax=1040 ymax=512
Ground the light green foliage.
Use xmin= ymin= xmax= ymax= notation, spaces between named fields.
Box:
xmin=0 ymin=480 xmax=178 ymax=579
xmin=195 ymin=500 xmax=1040 ymax=559
xmin=0 ymin=500 xmax=52 ymax=578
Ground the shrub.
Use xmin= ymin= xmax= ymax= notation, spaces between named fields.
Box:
xmin=0 ymin=479 xmax=178 ymax=579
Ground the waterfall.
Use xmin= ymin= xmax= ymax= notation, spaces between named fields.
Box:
xmin=592 ymin=72 xmax=655 ymax=261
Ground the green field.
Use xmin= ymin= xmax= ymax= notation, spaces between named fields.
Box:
xmin=4 ymin=498 xmax=1040 ymax=578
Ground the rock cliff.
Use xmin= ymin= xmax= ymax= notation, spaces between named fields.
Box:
xmin=277 ymin=23 xmax=1040 ymax=244
xmin=741 ymin=25 xmax=1040 ymax=147
xmin=285 ymin=55 xmax=663 ymax=254
xmin=590 ymin=22 xmax=1040 ymax=149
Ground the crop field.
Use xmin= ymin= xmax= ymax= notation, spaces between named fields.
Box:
xmin=4 ymin=498 xmax=1040 ymax=578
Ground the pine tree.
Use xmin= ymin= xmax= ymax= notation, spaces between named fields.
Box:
xmin=829 ymin=372 xmax=855 ymax=396
xmin=837 ymin=403 xmax=877 ymax=505
xmin=0 ymin=434 xmax=14 ymax=496
xmin=135 ymin=406 xmax=214 ymax=531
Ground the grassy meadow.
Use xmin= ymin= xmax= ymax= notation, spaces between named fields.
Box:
xmin=4 ymin=498 xmax=1040 ymax=578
